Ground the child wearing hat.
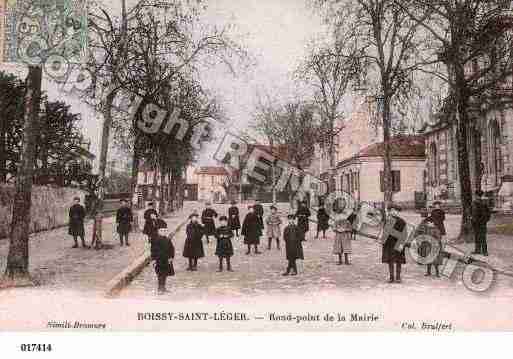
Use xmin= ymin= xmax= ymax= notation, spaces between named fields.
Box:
xmin=228 ymin=200 xmax=241 ymax=238
xmin=282 ymin=214 xmax=304 ymax=276
xmin=332 ymin=216 xmax=352 ymax=265
xmin=382 ymin=203 xmax=407 ymax=283
xmin=265 ymin=205 xmax=282 ymax=250
xmin=150 ymin=220 xmax=175 ymax=295
xmin=201 ymin=202 xmax=218 ymax=244
xmin=68 ymin=196 xmax=88 ymax=248
xmin=215 ymin=216 xmax=234 ymax=272
xmin=183 ymin=213 xmax=205 ymax=271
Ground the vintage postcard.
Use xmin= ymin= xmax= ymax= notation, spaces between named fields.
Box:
xmin=1 ymin=0 xmax=513 ymax=344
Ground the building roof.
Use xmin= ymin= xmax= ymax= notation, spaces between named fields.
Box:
xmin=194 ymin=166 xmax=229 ymax=176
xmin=336 ymin=135 xmax=426 ymax=168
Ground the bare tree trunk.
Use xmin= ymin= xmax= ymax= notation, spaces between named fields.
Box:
xmin=454 ymin=76 xmax=475 ymax=243
xmin=158 ymin=161 xmax=166 ymax=216
xmin=152 ymin=156 xmax=158 ymax=202
xmin=2 ymin=66 xmax=42 ymax=287
xmin=382 ymin=94 xmax=393 ymax=208
xmin=167 ymin=172 xmax=173 ymax=212
xmin=0 ymin=110 xmax=6 ymax=183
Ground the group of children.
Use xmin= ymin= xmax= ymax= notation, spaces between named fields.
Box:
xmin=143 ymin=199 xmax=448 ymax=294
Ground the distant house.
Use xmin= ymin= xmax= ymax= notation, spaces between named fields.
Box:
xmin=335 ymin=135 xmax=426 ymax=209
xmin=188 ymin=166 xmax=229 ymax=203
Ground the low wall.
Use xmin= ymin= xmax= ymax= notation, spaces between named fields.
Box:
xmin=0 ymin=184 xmax=86 ymax=239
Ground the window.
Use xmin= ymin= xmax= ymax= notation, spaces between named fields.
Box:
xmin=430 ymin=143 xmax=438 ymax=186
xmin=489 ymin=119 xmax=503 ymax=185
xmin=380 ymin=170 xmax=401 ymax=192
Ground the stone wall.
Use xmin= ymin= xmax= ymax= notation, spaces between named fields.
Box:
xmin=0 ymin=185 xmax=86 ymax=239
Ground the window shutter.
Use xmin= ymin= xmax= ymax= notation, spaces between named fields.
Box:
xmin=380 ymin=171 xmax=384 ymax=192
xmin=393 ymin=171 xmax=401 ymax=192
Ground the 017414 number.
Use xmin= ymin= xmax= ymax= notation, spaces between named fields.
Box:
xmin=20 ymin=344 xmax=52 ymax=352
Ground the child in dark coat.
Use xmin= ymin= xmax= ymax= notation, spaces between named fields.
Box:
xmin=228 ymin=200 xmax=241 ymax=238
xmin=201 ymin=202 xmax=218 ymax=244
xmin=242 ymin=206 xmax=263 ymax=255
xmin=68 ymin=197 xmax=88 ymax=248
xmin=283 ymin=214 xmax=304 ymax=276
xmin=183 ymin=213 xmax=205 ymax=271
xmin=150 ymin=221 xmax=175 ymax=295
xmin=215 ymin=216 xmax=234 ymax=272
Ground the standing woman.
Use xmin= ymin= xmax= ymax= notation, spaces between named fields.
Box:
xmin=228 ymin=200 xmax=241 ymax=238
xmin=201 ymin=202 xmax=218 ymax=244
xmin=143 ymin=202 xmax=159 ymax=242
xmin=69 ymin=196 xmax=88 ymax=248
xmin=295 ymin=201 xmax=311 ymax=241
xmin=241 ymin=205 xmax=262 ymax=254
xmin=183 ymin=213 xmax=205 ymax=271
xmin=315 ymin=205 xmax=330 ymax=239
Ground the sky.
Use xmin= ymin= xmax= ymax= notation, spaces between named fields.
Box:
xmin=0 ymin=0 xmax=328 ymax=169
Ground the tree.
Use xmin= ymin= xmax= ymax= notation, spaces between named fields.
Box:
xmin=1 ymin=66 xmax=42 ymax=288
xmin=399 ymin=0 xmax=513 ymax=241
xmin=296 ymin=32 xmax=361 ymax=190
xmin=314 ymin=0 xmax=430 ymax=207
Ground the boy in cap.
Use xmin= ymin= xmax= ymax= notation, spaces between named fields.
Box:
xmin=265 ymin=205 xmax=282 ymax=250
xmin=228 ymin=200 xmax=241 ymax=238
xmin=381 ymin=204 xmax=407 ymax=283
xmin=215 ymin=216 xmax=235 ymax=272
xmin=116 ymin=198 xmax=133 ymax=246
xmin=143 ymin=202 xmax=159 ymax=242
xmin=201 ymin=202 xmax=218 ymax=244
xmin=150 ymin=220 xmax=175 ymax=295
xmin=283 ymin=214 xmax=304 ymax=276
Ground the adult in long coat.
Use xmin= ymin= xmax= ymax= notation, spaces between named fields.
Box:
xmin=429 ymin=201 xmax=446 ymax=237
xmin=472 ymin=191 xmax=491 ymax=256
xmin=228 ymin=201 xmax=241 ymax=237
xmin=116 ymin=199 xmax=133 ymax=246
xmin=295 ymin=202 xmax=311 ymax=241
xmin=282 ymin=215 xmax=304 ymax=276
xmin=241 ymin=206 xmax=262 ymax=254
xmin=68 ymin=197 xmax=88 ymax=248
xmin=183 ymin=214 xmax=205 ymax=271
xmin=315 ymin=206 xmax=330 ymax=239
xmin=143 ymin=202 xmax=159 ymax=241
xmin=201 ymin=203 xmax=218 ymax=244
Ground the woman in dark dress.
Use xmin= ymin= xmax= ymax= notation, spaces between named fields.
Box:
xmin=382 ymin=204 xmax=407 ymax=283
xmin=283 ymin=214 xmax=304 ymax=276
xmin=315 ymin=205 xmax=330 ymax=239
xmin=143 ymin=202 xmax=159 ymax=242
xmin=69 ymin=197 xmax=88 ymax=248
xmin=215 ymin=216 xmax=235 ymax=272
xmin=183 ymin=213 xmax=205 ymax=271
xmin=201 ymin=202 xmax=218 ymax=244
xmin=295 ymin=201 xmax=311 ymax=241
xmin=228 ymin=200 xmax=241 ymax=237
xmin=241 ymin=206 xmax=262 ymax=255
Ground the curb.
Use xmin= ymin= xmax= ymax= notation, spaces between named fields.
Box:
xmin=104 ymin=215 xmax=189 ymax=298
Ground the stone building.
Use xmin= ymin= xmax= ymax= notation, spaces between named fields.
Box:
xmin=335 ymin=136 xmax=426 ymax=209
